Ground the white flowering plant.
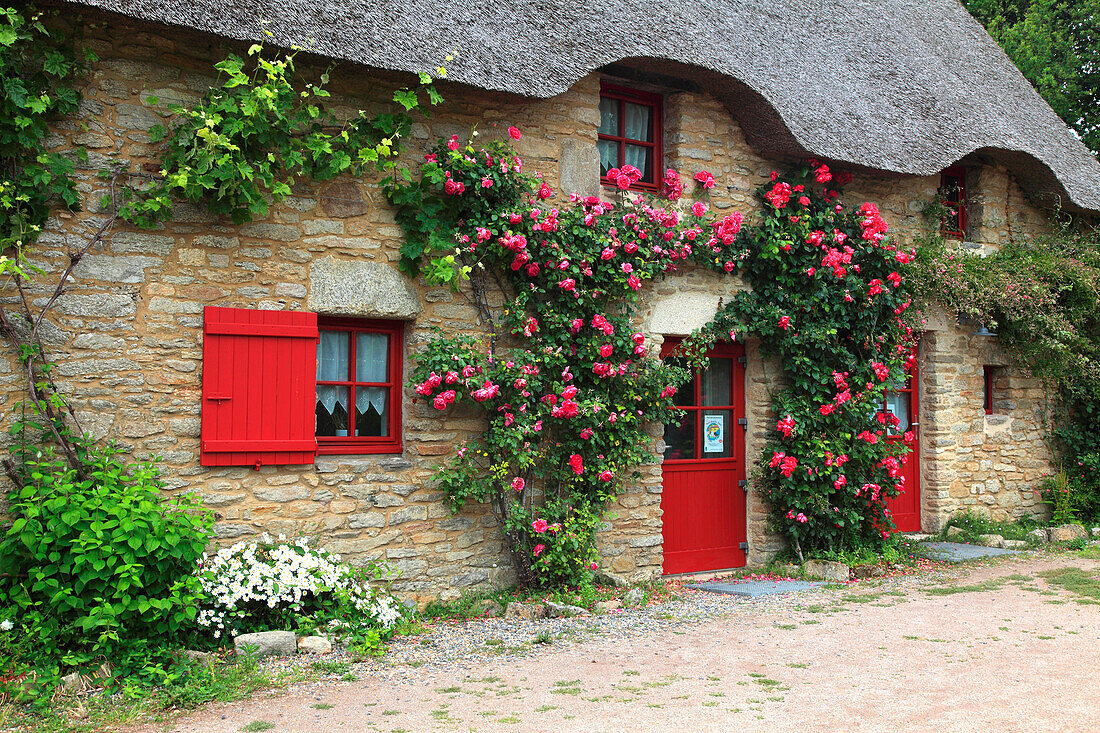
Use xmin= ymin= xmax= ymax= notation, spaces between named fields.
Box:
xmin=195 ymin=535 xmax=404 ymax=642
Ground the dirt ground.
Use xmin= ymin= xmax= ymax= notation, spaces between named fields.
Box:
xmin=133 ymin=555 xmax=1100 ymax=733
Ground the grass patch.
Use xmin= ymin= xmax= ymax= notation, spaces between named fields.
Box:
xmin=311 ymin=702 xmax=334 ymax=710
xmin=924 ymin=578 xmax=1008 ymax=596
xmin=551 ymin=680 xmax=583 ymax=695
xmin=311 ymin=660 xmax=351 ymax=676
xmin=1038 ymin=567 xmax=1100 ymax=602
xmin=241 ymin=722 xmax=274 ymax=732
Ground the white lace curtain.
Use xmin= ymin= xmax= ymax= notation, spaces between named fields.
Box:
xmin=623 ymin=102 xmax=651 ymax=173
xmin=316 ymin=331 xmax=389 ymax=435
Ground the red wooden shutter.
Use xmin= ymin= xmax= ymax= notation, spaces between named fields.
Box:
xmin=201 ymin=306 xmax=319 ymax=467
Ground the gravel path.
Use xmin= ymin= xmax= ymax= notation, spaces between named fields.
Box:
xmin=127 ymin=552 xmax=1100 ymax=732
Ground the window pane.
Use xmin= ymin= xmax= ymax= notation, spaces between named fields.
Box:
xmin=598 ymin=139 xmax=618 ymax=175
xmin=943 ymin=174 xmax=962 ymax=203
xmin=355 ymin=386 xmax=388 ymax=437
xmin=700 ymin=410 xmax=732 ymax=458
xmin=664 ymin=412 xmax=696 ymax=460
xmin=316 ymin=386 xmax=349 ymax=436
xmin=886 ymin=392 xmax=910 ymax=435
xmin=701 ymin=359 xmax=732 ymax=406
xmin=356 ymin=332 xmax=389 ymax=382
xmin=317 ymin=330 xmax=349 ymax=381
xmin=624 ymin=144 xmax=652 ymax=182
xmin=624 ymin=102 xmax=652 ymax=142
xmin=598 ymin=96 xmax=619 ymax=135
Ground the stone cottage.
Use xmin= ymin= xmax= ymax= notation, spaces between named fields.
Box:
xmin=7 ymin=0 xmax=1100 ymax=594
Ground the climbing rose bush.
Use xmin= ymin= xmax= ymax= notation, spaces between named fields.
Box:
xmin=696 ymin=161 xmax=919 ymax=557
xmin=196 ymin=536 xmax=402 ymax=638
xmin=391 ymin=131 xmax=916 ymax=582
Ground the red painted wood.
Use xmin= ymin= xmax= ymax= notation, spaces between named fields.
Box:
xmin=660 ymin=339 xmax=747 ymax=574
xmin=201 ymin=306 xmax=319 ymax=467
xmin=885 ymin=344 xmax=921 ymax=532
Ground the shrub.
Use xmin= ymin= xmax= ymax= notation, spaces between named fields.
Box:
xmin=0 ymin=444 xmax=212 ymax=672
xmin=195 ymin=536 xmax=403 ymax=641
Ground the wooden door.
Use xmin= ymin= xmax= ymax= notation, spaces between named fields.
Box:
xmin=660 ymin=340 xmax=747 ymax=574
xmin=884 ymin=345 xmax=921 ymax=532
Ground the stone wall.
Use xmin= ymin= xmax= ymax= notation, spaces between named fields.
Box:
xmin=0 ymin=14 xmax=1062 ymax=596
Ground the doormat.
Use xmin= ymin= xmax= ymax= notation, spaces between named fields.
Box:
xmin=687 ymin=579 xmax=826 ymax=598
xmin=918 ymin=541 xmax=1020 ymax=562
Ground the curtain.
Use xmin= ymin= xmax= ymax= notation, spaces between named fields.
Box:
xmin=317 ymin=330 xmax=348 ymax=381
xmin=624 ymin=102 xmax=651 ymax=141
xmin=624 ymin=145 xmax=650 ymax=178
xmin=356 ymin=333 xmax=388 ymax=419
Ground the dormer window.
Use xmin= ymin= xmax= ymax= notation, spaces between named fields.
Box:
xmin=598 ymin=85 xmax=662 ymax=191
xmin=940 ymin=165 xmax=968 ymax=238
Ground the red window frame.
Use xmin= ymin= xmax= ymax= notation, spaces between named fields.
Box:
xmin=315 ymin=317 xmax=403 ymax=455
xmin=940 ymin=164 xmax=967 ymax=238
xmin=598 ymin=84 xmax=663 ymax=192
xmin=983 ymin=365 xmax=995 ymax=415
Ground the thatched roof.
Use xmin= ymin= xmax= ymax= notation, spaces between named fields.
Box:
xmin=64 ymin=0 xmax=1100 ymax=213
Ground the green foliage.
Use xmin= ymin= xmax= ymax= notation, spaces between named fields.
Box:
xmin=696 ymin=168 xmax=918 ymax=557
xmin=963 ymin=0 xmax=1100 ymax=155
xmin=0 ymin=441 xmax=213 ymax=682
xmin=120 ymin=43 xmax=438 ymax=226
xmin=942 ymin=509 xmax=1038 ymax=542
xmin=908 ymin=226 xmax=1100 ymax=397
xmin=0 ymin=5 xmax=88 ymax=250
xmin=1037 ymin=469 xmax=1090 ymax=524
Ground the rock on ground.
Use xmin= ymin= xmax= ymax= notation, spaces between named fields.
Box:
xmin=545 ymin=601 xmax=588 ymax=618
xmin=978 ymin=534 xmax=1005 ymax=548
xmin=297 ymin=636 xmax=333 ymax=655
xmin=622 ymin=588 xmax=647 ymax=608
xmin=504 ymin=602 xmax=546 ymax=620
xmin=1050 ymin=524 xmax=1088 ymax=543
xmin=802 ymin=559 xmax=850 ymax=582
xmin=234 ymin=630 xmax=297 ymax=658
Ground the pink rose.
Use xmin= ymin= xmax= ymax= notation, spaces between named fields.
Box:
xmin=508 ymin=126 xmax=522 ymax=140
xmin=481 ymin=176 xmax=494 ymax=188
xmin=568 ymin=454 xmax=583 ymax=474
xmin=559 ymin=278 xmax=576 ymax=291
xmin=538 ymin=182 xmax=552 ymax=199
xmin=691 ymin=201 xmax=707 ymax=217
xmin=599 ymin=344 xmax=613 ymax=358
xmin=532 ymin=518 xmax=548 ymax=533
xmin=598 ymin=470 xmax=613 ymax=482
xmin=511 ymin=477 xmax=525 ymax=491
xmin=778 ymin=315 xmax=791 ymax=331
xmin=447 ymin=135 xmax=459 ymax=151
xmin=534 ymin=543 xmax=545 ymax=557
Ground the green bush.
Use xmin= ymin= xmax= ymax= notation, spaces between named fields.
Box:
xmin=0 ymin=443 xmax=213 ymax=675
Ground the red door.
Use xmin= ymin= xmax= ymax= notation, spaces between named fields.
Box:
xmin=884 ymin=345 xmax=921 ymax=532
xmin=660 ymin=340 xmax=747 ymax=574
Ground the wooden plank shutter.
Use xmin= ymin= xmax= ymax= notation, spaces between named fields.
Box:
xmin=201 ymin=306 xmax=319 ymax=467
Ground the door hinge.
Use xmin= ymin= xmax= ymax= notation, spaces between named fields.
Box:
xmin=737 ymin=356 xmax=747 ymax=366
xmin=739 ymin=542 xmax=749 ymax=551
xmin=738 ymin=417 xmax=748 ymax=430
xmin=738 ymin=479 xmax=748 ymax=492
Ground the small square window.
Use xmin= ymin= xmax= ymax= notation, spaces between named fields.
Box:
xmin=316 ymin=317 xmax=403 ymax=454
xmin=598 ymin=85 xmax=662 ymax=191
xmin=940 ymin=165 xmax=968 ymax=238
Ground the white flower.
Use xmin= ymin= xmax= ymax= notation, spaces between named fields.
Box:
xmin=0 ymin=619 xmax=13 ymax=631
